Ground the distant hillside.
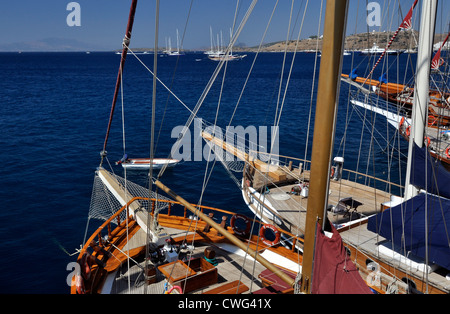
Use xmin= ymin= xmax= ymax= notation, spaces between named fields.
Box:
xmin=234 ymin=31 xmax=448 ymax=52
xmin=0 ymin=37 xmax=105 ymax=52
xmin=115 ymin=31 xmax=448 ymax=53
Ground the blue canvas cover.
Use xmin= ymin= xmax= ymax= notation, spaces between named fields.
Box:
xmin=368 ymin=193 xmax=450 ymax=270
xmin=411 ymin=143 xmax=450 ymax=199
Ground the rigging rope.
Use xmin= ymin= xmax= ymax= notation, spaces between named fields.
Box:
xmin=158 ymin=0 xmax=260 ymax=180
xmin=117 ymin=41 xmax=132 ymax=293
xmin=144 ymin=0 xmax=160 ymax=295
xmin=155 ymin=0 xmax=195 ymax=154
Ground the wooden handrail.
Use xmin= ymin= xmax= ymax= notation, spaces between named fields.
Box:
xmin=79 ymin=196 xmax=143 ymax=257
xmin=253 ymin=151 xmax=404 ymax=189
xmin=77 ymin=197 xmax=304 ymax=262
xmin=342 ymin=168 xmax=404 ymax=189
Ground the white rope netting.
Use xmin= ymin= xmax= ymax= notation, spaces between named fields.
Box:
xmin=88 ymin=171 xmax=170 ymax=224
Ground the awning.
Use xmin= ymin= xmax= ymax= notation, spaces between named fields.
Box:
xmin=411 ymin=143 xmax=450 ymax=199
xmin=368 ymin=193 xmax=450 ymax=270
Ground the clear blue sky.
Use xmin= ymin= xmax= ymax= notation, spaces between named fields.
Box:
xmin=0 ymin=0 xmax=448 ymax=51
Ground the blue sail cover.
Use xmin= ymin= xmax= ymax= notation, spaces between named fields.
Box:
xmin=411 ymin=143 xmax=450 ymax=199
xmin=368 ymin=193 xmax=450 ymax=270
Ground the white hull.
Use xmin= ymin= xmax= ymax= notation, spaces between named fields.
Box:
xmin=359 ymin=50 xmax=402 ymax=55
xmin=350 ymin=99 xmax=410 ymax=129
xmin=359 ymin=44 xmax=403 ymax=55
xmin=208 ymin=54 xmax=246 ymax=61
xmin=118 ymin=158 xmax=180 ymax=170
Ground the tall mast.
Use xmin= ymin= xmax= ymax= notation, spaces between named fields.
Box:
xmin=145 ymin=0 xmax=160 ymax=294
xmin=300 ymin=0 xmax=349 ymax=294
xmin=100 ymin=0 xmax=138 ymax=166
xmin=404 ymin=0 xmax=438 ymax=200
xmin=176 ymin=29 xmax=180 ymax=53
xmin=210 ymin=26 xmax=213 ymax=52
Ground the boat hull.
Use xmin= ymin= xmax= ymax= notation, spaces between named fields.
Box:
xmin=119 ymin=158 xmax=180 ymax=170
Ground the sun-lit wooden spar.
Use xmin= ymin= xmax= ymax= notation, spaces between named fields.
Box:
xmin=154 ymin=179 xmax=296 ymax=289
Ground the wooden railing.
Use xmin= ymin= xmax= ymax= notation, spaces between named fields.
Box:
xmin=78 ymin=197 xmax=305 ymax=262
xmin=254 ymin=151 xmax=404 ymax=191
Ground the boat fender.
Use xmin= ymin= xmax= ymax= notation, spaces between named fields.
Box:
xmin=428 ymin=115 xmax=437 ymax=127
xmin=442 ymin=131 xmax=450 ymax=141
xmin=446 ymin=147 xmax=450 ymax=159
xmin=165 ymin=285 xmax=183 ymax=294
xmin=399 ymin=117 xmax=405 ymax=131
xmin=405 ymin=126 xmax=411 ymax=137
xmin=230 ymin=214 xmax=251 ymax=237
xmin=80 ymin=252 xmax=92 ymax=281
xmin=330 ymin=166 xmax=336 ymax=179
xmin=259 ymin=224 xmax=281 ymax=247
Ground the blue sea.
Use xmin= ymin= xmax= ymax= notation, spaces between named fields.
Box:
xmin=0 ymin=51 xmax=411 ymax=293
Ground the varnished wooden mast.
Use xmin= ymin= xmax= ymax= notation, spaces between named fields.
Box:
xmin=300 ymin=0 xmax=348 ymax=294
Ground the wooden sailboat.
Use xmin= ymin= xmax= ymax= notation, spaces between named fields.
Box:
xmin=203 ymin=0 xmax=450 ymax=294
xmin=71 ymin=0 xmax=449 ymax=295
xmin=341 ymin=0 xmax=448 ymax=126
xmin=340 ymin=73 xmax=450 ymax=168
xmin=71 ymin=167 xmax=302 ymax=294
xmin=71 ymin=0 xmax=381 ymax=295
xmin=340 ymin=74 xmax=450 ymax=126
xmin=71 ymin=0 xmax=304 ymax=295
xmin=340 ymin=6 xmax=450 ymax=168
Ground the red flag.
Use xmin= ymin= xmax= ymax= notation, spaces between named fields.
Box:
xmin=400 ymin=0 xmax=418 ymax=30
xmin=312 ymin=223 xmax=373 ymax=294
xmin=432 ymin=31 xmax=450 ymax=70
xmin=431 ymin=51 xmax=444 ymax=71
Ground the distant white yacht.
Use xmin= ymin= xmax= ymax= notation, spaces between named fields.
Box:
xmin=360 ymin=43 xmax=402 ymax=55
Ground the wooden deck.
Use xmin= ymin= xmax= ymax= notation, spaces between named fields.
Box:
xmin=243 ymin=164 xmax=450 ymax=294
xmin=77 ymin=169 xmax=305 ymax=295
xmin=106 ymin=229 xmax=269 ymax=294
xmin=244 ymin=168 xmax=392 ymax=236
xmin=79 ymin=168 xmax=448 ymax=294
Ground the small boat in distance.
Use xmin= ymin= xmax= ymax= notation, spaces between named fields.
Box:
xmin=360 ymin=43 xmax=403 ymax=55
xmin=165 ymin=29 xmax=185 ymax=56
xmin=116 ymin=155 xmax=180 ymax=170
xmin=208 ymin=52 xmax=246 ymax=61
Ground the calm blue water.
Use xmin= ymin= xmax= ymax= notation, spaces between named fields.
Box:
xmin=0 ymin=51 xmax=410 ymax=293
